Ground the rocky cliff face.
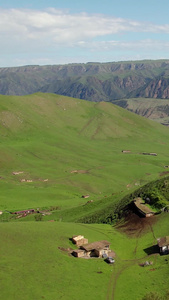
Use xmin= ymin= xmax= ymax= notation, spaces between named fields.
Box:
xmin=0 ymin=60 xmax=169 ymax=101
xmin=135 ymin=78 xmax=169 ymax=99
xmin=112 ymin=98 xmax=169 ymax=126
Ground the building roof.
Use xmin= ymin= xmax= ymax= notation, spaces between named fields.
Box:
xmin=72 ymin=235 xmax=84 ymax=241
xmin=72 ymin=249 xmax=85 ymax=253
xmin=134 ymin=198 xmax=154 ymax=215
xmin=157 ymin=236 xmax=169 ymax=247
xmin=80 ymin=240 xmax=110 ymax=251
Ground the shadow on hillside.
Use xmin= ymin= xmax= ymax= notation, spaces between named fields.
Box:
xmin=144 ymin=245 xmax=159 ymax=255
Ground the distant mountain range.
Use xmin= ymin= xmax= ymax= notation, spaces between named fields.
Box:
xmin=1 ymin=59 xmax=169 ymax=123
xmin=1 ymin=60 xmax=169 ymax=99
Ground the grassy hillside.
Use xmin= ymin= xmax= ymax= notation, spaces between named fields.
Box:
xmin=1 ymin=92 xmax=169 ymax=300
xmin=0 ymin=215 xmax=169 ymax=300
xmin=2 ymin=60 xmax=169 ymax=125
xmin=1 ymin=92 xmax=169 ymax=215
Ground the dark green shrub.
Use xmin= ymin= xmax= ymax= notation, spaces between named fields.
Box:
xmin=142 ymin=292 xmax=163 ymax=300
xmin=34 ymin=213 xmax=43 ymax=221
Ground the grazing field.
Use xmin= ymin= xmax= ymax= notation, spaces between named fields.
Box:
xmin=114 ymin=213 xmax=169 ymax=300
xmin=0 ymin=214 xmax=169 ymax=300
xmin=1 ymin=93 xmax=169 ymax=215
xmin=0 ymin=93 xmax=169 ymax=299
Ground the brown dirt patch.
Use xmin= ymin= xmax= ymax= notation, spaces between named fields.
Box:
xmin=97 ymin=271 xmax=103 ymax=274
xmin=58 ymin=247 xmax=73 ymax=254
xmin=115 ymin=212 xmax=157 ymax=237
xmin=159 ymin=171 xmax=169 ymax=176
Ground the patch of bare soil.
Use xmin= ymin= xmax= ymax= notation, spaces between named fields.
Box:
xmin=115 ymin=212 xmax=157 ymax=238
xmin=58 ymin=247 xmax=73 ymax=254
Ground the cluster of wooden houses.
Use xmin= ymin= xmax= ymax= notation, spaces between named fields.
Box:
xmin=71 ymin=235 xmax=115 ymax=259
xmin=71 ymin=193 xmax=169 ymax=258
xmin=71 ymin=234 xmax=169 ymax=260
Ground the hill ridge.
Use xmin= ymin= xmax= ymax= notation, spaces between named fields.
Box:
xmin=0 ymin=60 xmax=169 ymax=100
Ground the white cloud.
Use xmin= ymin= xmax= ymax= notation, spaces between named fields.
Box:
xmin=0 ymin=8 xmax=169 ymax=45
xmin=0 ymin=8 xmax=169 ymax=66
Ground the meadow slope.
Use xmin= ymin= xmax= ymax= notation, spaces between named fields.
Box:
xmin=1 ymin=93 xmax=169 ymax=300
xmin=0 ymin=215 xmax=169 ymax=300
xmin=1 ymin=92 xmax=169 ymax=214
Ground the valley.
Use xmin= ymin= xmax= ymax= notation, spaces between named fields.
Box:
xmin=1 ymin=60 xmax=169 ymax=127
xmin=0 ymin=92 xmax=169 ymax=299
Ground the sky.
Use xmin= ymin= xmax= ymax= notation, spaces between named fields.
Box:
xmin=0 ymin=0 xmax=169 ymax=67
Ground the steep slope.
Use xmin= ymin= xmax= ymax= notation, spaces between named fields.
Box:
xmin=77 ymin=175 xmax=169 ymax=224
xmin=39 ymin=74 xmax=147 ymax=102
xmin=131 ymin=77 xmax=169 ymax=98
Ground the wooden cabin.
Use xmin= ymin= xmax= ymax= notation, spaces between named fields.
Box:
xmin=80 ymin=240 xmax=111 ymax=258
xmin=72 ymin=249 xmax=85 ymax=258
xmin=142 ymin=152 xmax=157 ymax=156
xmin=72 ymin=235 xmax=88 ymax=247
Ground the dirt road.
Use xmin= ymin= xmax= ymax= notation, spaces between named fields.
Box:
xmin=107 ymin=212 xmax=158 ymax=300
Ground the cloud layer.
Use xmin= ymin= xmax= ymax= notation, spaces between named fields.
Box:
xmin=0 ymin=8 xmax=169 ymax=66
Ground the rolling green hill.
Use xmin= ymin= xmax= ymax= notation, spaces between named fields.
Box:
xmin=1 ymin=215 xmax=169 ymax=300
xmin=1 ymin=92 xmax=169 ymax=214
xmin=1 ymin=92 xmax=169 ymax=300
xmin=1 ymin=60 xmax=169 ymax=125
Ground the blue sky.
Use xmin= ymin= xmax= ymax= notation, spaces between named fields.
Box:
xmin=0 ymin=0 xmax=169 ymax=67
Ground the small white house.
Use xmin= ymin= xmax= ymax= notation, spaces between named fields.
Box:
xmin=157 ymin=236 xmax=169 ymax=255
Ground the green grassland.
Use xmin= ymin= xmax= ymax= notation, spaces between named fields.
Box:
xmin=1 ymin=92 xmax=169 ymax=213
xmin=114 ymin=213 xmax=169 ymax=300
xmin=0 ymin=214 xmax=169 ymax=300
xmin=1 ymin=92 xmax=169 ymax=299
